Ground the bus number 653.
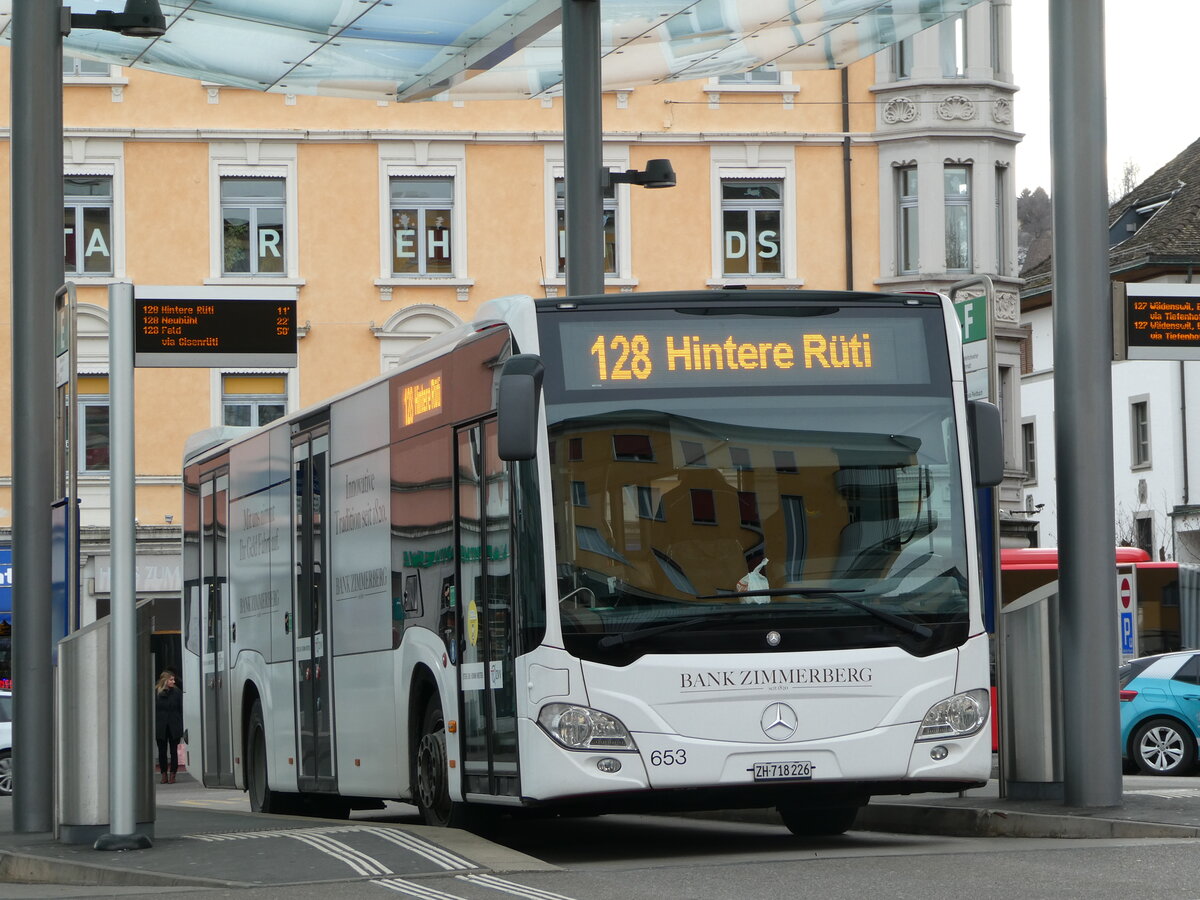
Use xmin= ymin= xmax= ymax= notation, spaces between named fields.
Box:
xmin=649 ymin=749 xmax=687 ymax=766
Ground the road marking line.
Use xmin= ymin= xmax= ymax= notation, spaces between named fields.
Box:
xmin=359 ymin=825 xmax=475 ymax=870
xmin=456 ymin=872 xmax=579 ymax=900
xmin=288 ymin=831 xmax=392 ymax=877
xmin=371 ymin=877 xmax=468 ymax=899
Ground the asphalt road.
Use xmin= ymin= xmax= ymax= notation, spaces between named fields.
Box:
xmin=3 ymin=776 xmax=1200 ymax=900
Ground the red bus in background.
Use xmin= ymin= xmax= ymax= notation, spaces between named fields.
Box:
xmin=1000 ymin=547 xmax=1189 ymax=659
xmin=993 ymin=547 xmax=1198 ymax=753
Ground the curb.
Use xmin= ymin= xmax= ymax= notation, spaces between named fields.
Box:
xmin=857 ymin=804 xmax=1200 ymax=840
xmin=0 ymin=848 xmax=240 ymax=889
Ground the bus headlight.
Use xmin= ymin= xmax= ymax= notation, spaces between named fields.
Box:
xmin=916 ymin=689 xmax=990 ymax=741
xmin=538 ymin=703 xmax=637 ymax=751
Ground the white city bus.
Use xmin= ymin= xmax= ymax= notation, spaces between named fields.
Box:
xmin=182 ymin=290 xmax=1002 ymax=835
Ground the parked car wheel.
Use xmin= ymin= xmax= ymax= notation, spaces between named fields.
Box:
xmin=1132 ymin=717 xmax=1196 ymax=775
xmin=0 ymin=749 xmax=11 ymax=796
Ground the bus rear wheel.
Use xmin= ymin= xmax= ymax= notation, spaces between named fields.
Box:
xmin=777 ymin=803 xmax=860 ymax=837
xmin=247 ymin=700 xmax=293 ymax=815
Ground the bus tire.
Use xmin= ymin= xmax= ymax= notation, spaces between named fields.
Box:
xmin=415 ymin=696 xmax=473 ymax=828
xmin=247 ymin=700 xmax=293 ymax=814
xmin=777 ymin=803 xmax=859 ymax=837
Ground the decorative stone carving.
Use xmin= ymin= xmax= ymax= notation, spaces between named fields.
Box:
xmin=882 ymin=97 xmax=918 ymax=124
xmin=995 ymin=290 xmax=1019 ymax=324
xmin=937 ymin=95 xmax=976 ymax=121
xmin=991 ymin=97 xmax=1013 ymax=125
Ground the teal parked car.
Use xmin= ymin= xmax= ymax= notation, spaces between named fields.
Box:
xmin=1120 ymin=651 xmax=1200 ymax=776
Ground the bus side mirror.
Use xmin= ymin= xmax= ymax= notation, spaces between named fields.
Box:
xmin=497 ymin=354 xmax=544 ymax=461
xmin=968 ymin=399 xmax=1003 ymax=487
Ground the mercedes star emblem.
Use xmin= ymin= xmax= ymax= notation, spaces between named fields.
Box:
xmin=761 ymin=702 xmax=798 ymax=741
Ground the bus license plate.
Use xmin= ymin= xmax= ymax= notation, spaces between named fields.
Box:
xmin=751 ymin=761 xmax=813 ymax=781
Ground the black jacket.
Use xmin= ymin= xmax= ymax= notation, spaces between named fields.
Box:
xmin=155 ymin=685 xmax=184 ymax=743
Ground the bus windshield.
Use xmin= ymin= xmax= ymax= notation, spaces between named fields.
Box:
xmin=538 ymin=301 xmax=970 ymax=662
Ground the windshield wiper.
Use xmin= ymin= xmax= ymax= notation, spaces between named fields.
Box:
xmin=697 ymin=587 xmax=932 ymax=640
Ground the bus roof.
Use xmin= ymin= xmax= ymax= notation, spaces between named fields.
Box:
xmin=532 ymin=289 xmax=945 ymax=312
xmin=1000 ymin=546 xmax=1155 ymax=571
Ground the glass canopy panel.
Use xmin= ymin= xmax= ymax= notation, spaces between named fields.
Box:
xmin=0 ymin=0 xmax=986 ymax=102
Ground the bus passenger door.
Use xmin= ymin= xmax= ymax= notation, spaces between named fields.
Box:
xmin=199 ymin=471 xmax=235 ymax=787
xmin=293 ymin=431 xmax=337 ymax=793
xmin=456 ymin=420 xmax=520 ymax=802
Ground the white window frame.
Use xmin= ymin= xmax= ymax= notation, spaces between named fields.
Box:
xmin=208 ymin=147 xmax=301 ymax=284
xmin=210 ymin=367 xmax=300 ymax=428
xmin=376 ymin=144 xmax=471 ymax=288
xmin=64 ymin=173 xmax=115 ymax=278
xmin=78 ymin=387 xmax=111 ymax=475
xmin=1130 ymin=396 xmax=1151 ymax=469
xmin=897 ymin=165 xmax=919 ymax=275
xmin=63 ymin=155 xmax=125 ymax=283
xmin=944 ymin=164 xmax=972 ymax=273
xmin=542 ymin=146 xmax=635 ymax=290
xmin=220 ymin=373 xmax=289 ymax=428
xmin=1021 ymin=418 xmax=1037 ymax=484
xmin=710 ymin=155 xmax=799 ymax=287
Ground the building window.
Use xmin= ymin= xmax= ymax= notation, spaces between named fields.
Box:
xmin=63 ymin=55 xmax=112 ymax=77
xmin=995 ymin=166 xmax=1008 ymax=276
xmin=892 ymin=37 xmax=913 ymax=80
xmin=78 ymin=376 xmax=109 ymax=473
xmin=1131 ymin=398 xmax=1150 ymax=467
xmin=690 ymin=489 xmax=716 ymax=524
xmin=613 ymin=434 xmax=654 ymax=462
xmin=738 ymin=491 xmax=760 ymax=526
xmin=945 ymin=165 xmax=972 ymax=272
xmin=721 ymin=179 xmax=782 ymax=277
xmin=773 ymin=450 xmax=797 ymax=474
xmin=626 ymin=485 xmax=665 ymax=521
xmin=571 ymin=481 xmax=588 ymax=507
xmin=221 ymin=177 xmax=286 ymax=275
xmin=718 ymin=65 xmax=780 ymax=85
xmin=390 ymin=177 xmax=454 ymax=276
xmin=64 ymin=176 xmax=114 ymax=276
xmin=222 ymin=374 xmax=287 ymax=427
xmin=897 ymin=166 xmax=918 ymax=274
xmin=1135 ymin=516 xmax=1153 ymax=558
xmin=1022 ymin=421 xmax=1036 ymax=482
xmin=555 ymin=176 xmax=616 ymax=276
xmin=730 ymin=447 xmax=752 ymax=471
xmin=941 ymin=12 xmax=967 ymax=77
xmin=680 ymin=440 xmax=707 ymax=467
xmin=568 ymin=437 xmax=584 ymax=461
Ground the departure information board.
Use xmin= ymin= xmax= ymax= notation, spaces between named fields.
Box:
xmin=1115 ymin=283 xmax=1200 ymax=361
xmin=134 ymin=296 xmax=297 ymax=367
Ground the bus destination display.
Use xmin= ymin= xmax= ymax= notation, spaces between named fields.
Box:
xmin=134 ymin=297 xmax=298 ymax=368
xmin=557 ymin=315 xmax=931 ymax=391
xmin=1117 ymin=283 xmax=1200 ymax=361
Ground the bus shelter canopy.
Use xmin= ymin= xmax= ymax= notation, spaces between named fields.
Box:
xmin=1 ymin=0 xmax=985 ymax=102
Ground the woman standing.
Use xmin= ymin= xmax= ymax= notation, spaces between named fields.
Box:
xmin=154 ymin=670 xmax=183 ymax=784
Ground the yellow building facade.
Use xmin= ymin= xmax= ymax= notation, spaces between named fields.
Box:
xmin=0 ymin=2 xmax=1020 ymax=643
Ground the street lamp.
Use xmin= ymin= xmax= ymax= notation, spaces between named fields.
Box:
xmin=603 ymin=158 xmax=677 ymax=189
xmin=70 ymin=0 xmax=167 ymax=37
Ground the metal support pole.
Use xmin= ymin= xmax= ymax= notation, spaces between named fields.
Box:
xmin=1049 ymin=0 xmax=1122 ymax=808
xmin=10 ymin=0 xmax=65 ymax=835
xmin=562 ymin=0 xmax=603 ymax=297
xmin=94 ymin=283 xmax=151 ymax=850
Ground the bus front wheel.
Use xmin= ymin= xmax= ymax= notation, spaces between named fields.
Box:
xmin=415 ymin=697 xmax=478 ymax=828
xmin=777 ymin=803 xmax=860 ymax=837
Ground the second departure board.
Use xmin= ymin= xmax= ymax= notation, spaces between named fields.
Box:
xmin=134 ymin=296 xmax=298 ymax=368
xmin=1115 ymin=283 xmax=1200 ymax=361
